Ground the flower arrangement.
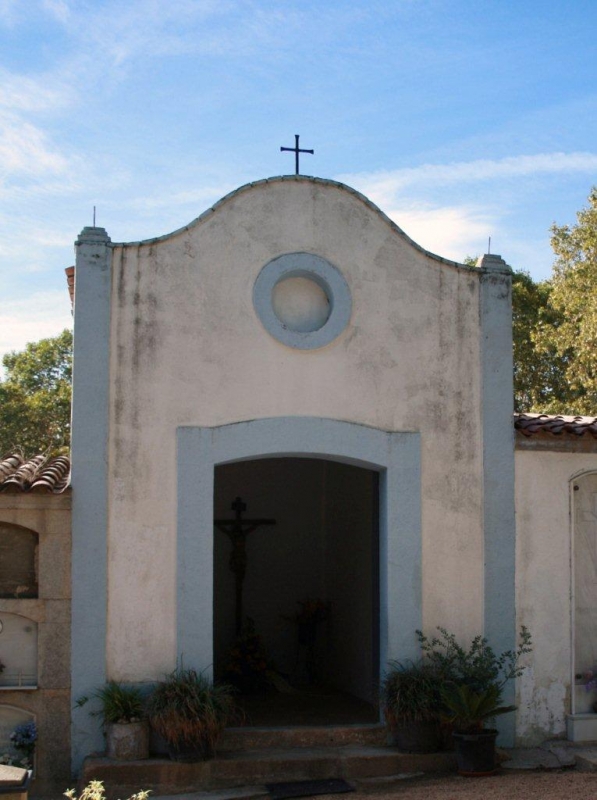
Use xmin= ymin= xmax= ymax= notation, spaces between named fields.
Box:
xmin=223 ymin=618 xmax=273 ymax=692
xmin=10 ymin=721 xmax=37 ymax=760
xmin=2 ymin=721 xmax=37 ymax=769
xmin=0 ymin=753 xmax=25 ymax=768
xmin=290 ymin=599 xmax=330 ymax=626
xmin=577 ymin=667 xmax=597 ymax=692
xmin=65 ymin=781 xmax=149 ymax=800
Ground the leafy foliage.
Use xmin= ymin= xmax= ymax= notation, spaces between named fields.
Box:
xmin=77 ymin=681 xmax=145 ymax=724
xmin=533 ymin=187 xmax=597 ymax=413
xmin=416 ymin=626 xmax=532 ymax=696
xmin=441 ymin=683 xmax=516 ymax=733
xmin=416 ymin=626 xmax=532 ymax=731
xmin=511 ymin=271 xmax=569 ymax=413
xmin=0 ymin=329 xmax=72 ymax=456
xmin=148 ymin=667 xmax=235 ymax=757
xmin=382 ymin=660 xmax=443 ymax=724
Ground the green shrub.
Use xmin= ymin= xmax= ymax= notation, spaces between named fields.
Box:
xmin=148 ymin=668 xmax=235 ymax=757
xmin=76 ymin=681 xmax=145 ymax=724
xmin=416 ymin=626 xmax=532 ymax=695
xmin=382 ymin=660 xmax=442 ymax=725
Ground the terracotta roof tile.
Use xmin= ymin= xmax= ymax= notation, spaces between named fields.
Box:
xmin=65 ymin=266 xmax=75 ymax=308
xmin=0 ymin=454 xmax=71 ymax=493
xmin=514 ymin=413 xmax=597 ymax=439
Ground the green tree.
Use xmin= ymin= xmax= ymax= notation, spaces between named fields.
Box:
xmin=463 ymin=257 xmax=567 ymax=413
xmin=533 ymin=187 xmax=597 ymax=414
xmin=0 ymin=329 xmax=72 ymax=457
xmin=511 ymin=271 xmax=568 ymax=413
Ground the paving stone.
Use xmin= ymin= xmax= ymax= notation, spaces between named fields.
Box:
xmin=501 ymin=747 xmax=564 ymax=770
xmin=542 ymin=743 xmax=577 ymax=767
xmin=571 ymin=747 xmax=597 ymax=771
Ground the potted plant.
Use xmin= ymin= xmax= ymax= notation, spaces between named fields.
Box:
xmin=441 ymin=683 xmax=515 ymax=775
xmin=148 ymin=667 xmax=235 ymax=762
xmin=77 ymin=681 xmax=149 ymax=760
xmin=381 ymin=660 xmax=442 ymax=753
xmin=417 ymin=626 xmax=532 ymax=776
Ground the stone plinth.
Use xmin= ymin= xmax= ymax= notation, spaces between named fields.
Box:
xmin=0 ymin=765 xmax=31 ymax=800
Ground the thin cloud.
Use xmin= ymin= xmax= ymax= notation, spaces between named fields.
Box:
xmin=340 ymin=152 xmax=597 ymax=199
xmin=0 ymin=69 xmax=75 ymax=112
xmin=384 ymin=202 xmax=494 ymax=262
xmin=41 ymin=0 xmax=71 ymax=23
xmin=130 ymin=184 xmax=237 ymax=212
xmin=0 ymin=111 xmax=69 ymax=177
xmin=0 ymin=290 xmax=72 ymax=361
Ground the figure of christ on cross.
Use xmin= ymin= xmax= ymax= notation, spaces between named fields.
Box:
xmin=214 ymin=497 xmax=276 ymax=635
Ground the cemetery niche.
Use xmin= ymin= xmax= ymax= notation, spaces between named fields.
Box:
xmin=0 ymin=613 xmax=38 ymax=689
xmin=0 ymin=705 xmax=35 ymax=767
xmin=0 ymin=523 xmax=38 ymax=599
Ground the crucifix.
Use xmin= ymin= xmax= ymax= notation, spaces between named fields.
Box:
xmin=280 ymin=134 xmax=314 ymax=175
xmin=215 ymin=497 xmax=276 ymax=635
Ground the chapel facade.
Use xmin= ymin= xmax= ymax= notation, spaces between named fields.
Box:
xmin=2 ymin=176 xmax=597 ymax=792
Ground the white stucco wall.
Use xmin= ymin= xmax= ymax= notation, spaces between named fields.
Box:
xmin=515 ymin=445 xmax=597 ymax=744
xmin=105 ymin=178 xmax=485 ymax=680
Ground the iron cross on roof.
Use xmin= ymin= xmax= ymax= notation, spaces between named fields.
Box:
xmin=281 ymin=134 xmax=314 ymax=175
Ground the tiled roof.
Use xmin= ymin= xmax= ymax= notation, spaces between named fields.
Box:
xmin=65 ymin=266 xmax=75 ymax=308
xmin=0 ymin=454 xmax=71 ymax=493
xmin=514 ymin=413 xmax=597 ymax=439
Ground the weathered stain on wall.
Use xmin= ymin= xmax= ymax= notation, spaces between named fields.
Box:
xmin=515 ymin=444 xmax=597 ymax=744
xmin=517 ymin=666 xmax=567 ymax=743
xmin=105 ymin=177 xmax=485 ymax=680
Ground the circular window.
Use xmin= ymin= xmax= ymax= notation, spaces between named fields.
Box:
xmin=253 ymin=253 xmax=351 ymax=350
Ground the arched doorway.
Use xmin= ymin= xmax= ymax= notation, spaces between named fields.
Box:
xmin=176 ymin=417 xmax=423 ymax=709
xmin=213 ymin=457 xmax=379 ymax=724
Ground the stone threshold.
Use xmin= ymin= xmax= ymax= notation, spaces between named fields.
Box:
xmin=81 ymin=745 xmax=455 ymax=798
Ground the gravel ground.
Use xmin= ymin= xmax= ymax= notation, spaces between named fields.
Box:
xmin=346 ymin=770 xmax=597 ymax=799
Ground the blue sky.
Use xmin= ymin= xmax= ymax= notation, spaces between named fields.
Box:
xmin=1 ymin=0 xmax=597 ymax=359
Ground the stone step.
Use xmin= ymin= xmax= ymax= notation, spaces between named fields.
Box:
xmin=220 ymin=724 xmax=387 ymax=751
xmin=82 ymin=745 xmax=455 ymax=798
